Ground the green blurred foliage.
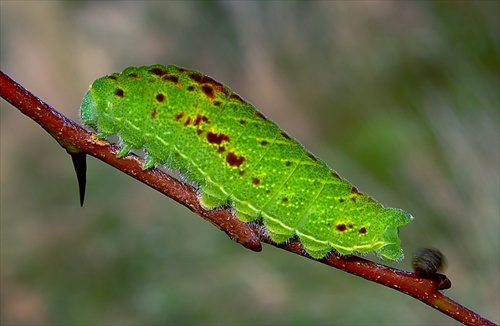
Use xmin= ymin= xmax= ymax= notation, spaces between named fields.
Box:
xmin=1 ymin=1 xmax=498 ymax=325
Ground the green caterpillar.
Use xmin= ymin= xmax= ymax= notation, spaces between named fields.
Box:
xmin=81 ymin=64 xmax=413 ymax=261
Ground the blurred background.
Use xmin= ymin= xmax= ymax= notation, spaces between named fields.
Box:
xmin=1 ymin=1 xmax=498 ymax=325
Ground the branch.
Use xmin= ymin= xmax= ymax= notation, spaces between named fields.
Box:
xmin=0 ymin=70 xmax=495 ymax=326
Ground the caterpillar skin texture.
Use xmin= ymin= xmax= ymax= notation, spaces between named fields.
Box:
xmin=81 ymin=65 xmax=413 ymax=261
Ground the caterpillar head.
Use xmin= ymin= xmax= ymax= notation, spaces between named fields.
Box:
xmin=80 ymin=74 xmax=120 ymax=136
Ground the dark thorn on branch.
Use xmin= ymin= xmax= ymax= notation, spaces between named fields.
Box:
xmin=69 ymin=152 xmax=87 ymax=206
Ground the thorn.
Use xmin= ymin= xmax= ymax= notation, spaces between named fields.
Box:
xmin=70 ymin=153 xmax=87 ymax=206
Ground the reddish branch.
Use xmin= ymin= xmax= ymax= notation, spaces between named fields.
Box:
xmin=0 ymin=70 xmax=496 ymax=326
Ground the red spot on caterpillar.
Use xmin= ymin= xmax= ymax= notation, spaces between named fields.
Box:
xmin=156 ymin=93 xmax=165 ymax=102
xmin=151 ymin=107 xmax=157 ymax=119
xmin=149 ymin=67 xmax=168 ymax=76
xmin=307 ymin=152 xmax=317 ymax=161
xmin=280 ymin=132 xmax=291 ymax=140
xmin=188 ymin=71 xmax=246 ymax=104
xmin=229 ymin=93 xmax=245 ymax=104
xmin=336 ymin=224 xmax=347 ymax=232
xmin=184 ymin=117 xmax=191 ymax=126
xmin=252 ymin=178 xmax=260 ymax=185
xmin=359 ymin=227 xmax=367 ymax=234
xmin=162 ymin=75 xmax=179 ymax=83
xmin=115 ymin=88 xmax=124 ymax=97
xmin=177 ymin=83 xmax=182 ymax=88
xmin=194 ymin=114 xmax=209 ymax=126
xmin=189 ymin=73 xmax=228 ymax=97
xmin=226 ymin=152 xmax=245 ymax=167
xmin=175 ymin=112 xmax=184 ymax=121
xmin=255 ymin=112 xmax=267 ymax=121
xmin=331 ymin=171 xmax=341 ymax=179
xmin=350 ymin=186 xmax=361 ymax=202
xmin=201 ymin=85 xmax=215 ymax=101
xmin=207 ymin=131 xmax=230 ymax=145
xmin=217 ymin=146 xmax=225 ymax=153
xmin=189 ymin=73 xmax=222 ymax=88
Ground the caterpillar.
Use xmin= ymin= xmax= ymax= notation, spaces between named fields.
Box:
xmin=80 ymin=64 xmax=413 ymax=261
